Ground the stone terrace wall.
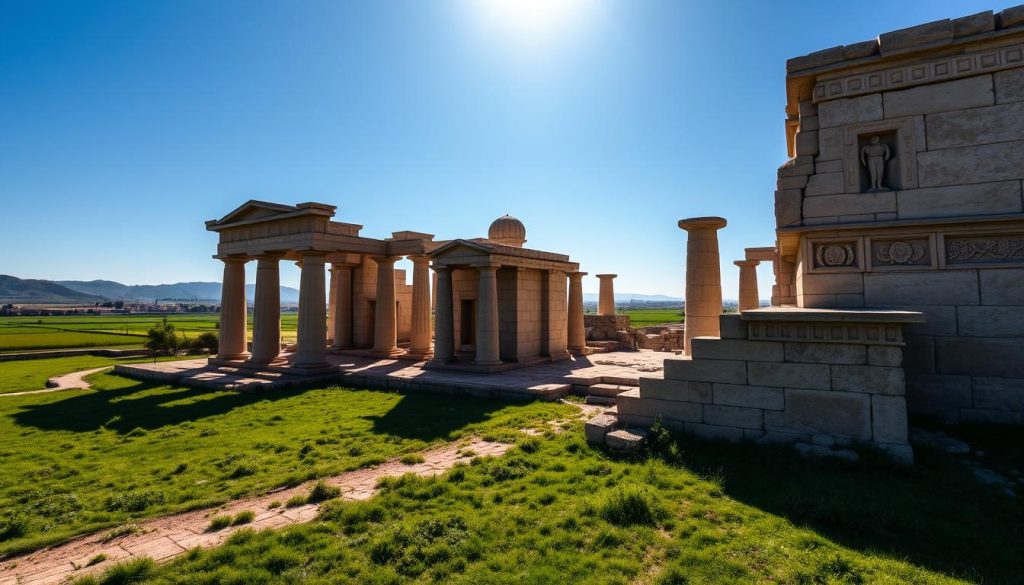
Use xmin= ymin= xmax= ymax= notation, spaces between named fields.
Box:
xmin=617 ymin=312 xmax=920 ymax=463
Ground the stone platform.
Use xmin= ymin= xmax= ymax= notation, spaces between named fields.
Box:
xmin=114 ymin=350 xmax=669 ymax=401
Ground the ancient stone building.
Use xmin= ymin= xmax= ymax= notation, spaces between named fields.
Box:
xmin=774 ymin=7 xmax=1024 ymax=424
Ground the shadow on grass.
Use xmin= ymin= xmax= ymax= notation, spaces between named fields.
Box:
xmin=677 ymin=435 xmax=1024 ymax=584
xmin=363 ymin=392 xmax=507 ymax=441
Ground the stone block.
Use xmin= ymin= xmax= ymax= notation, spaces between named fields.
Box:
xmin=702 ymin=404 xmax=763 ymax=429
xmin=585 ymin=414 xmax=617 ymax=445
xmin=953 ymin=11 xmax=995 ymax=36
xmin=799 ymin=272 xmax=863 ymax=295
xmin=980 ymin=269 xmax=1024 ymax=306
xmin=719 ymin=314 xmax=747 ymax=339
xmin=896 ymin=181 xmax=1022 ymax=219
xmin=663 ymin=358 xmax=746 ymax=384
xmin=843 ymin=40 xmax=878 ymax=60
xmin=800 ymin=294 xmax=838 ymax=308
xmin=960 ymin=408 xmax=1024 ymax=425
xmin=994 ymin=69 xmax=1024 ymax=104
xmin=926 ymin=102 xmax=1024 ymax=148
xmin=871 ymin=395 xmax=909 ymax=444
xmin=748 ymin=361 xmax=831 ymax=390
xmin=638 ymin=378 xmax=711 ymax=403
xmin=817 ymin=127 xmax=843 ymax=161
xmin=957 ymin=305 xmax=1024 ymax=337
xmin=801 ymin=115 xmax=819 ymax=132
xmin=786 ymin=46 xmax=845 ymax=73
xmin=818 ymin=94 xmax=883 ymax=128
xmin=804 ymin=191 xmax=896 ymax=217
xmin=778 ymin=155 xmax=815 ymax=177
xmin=785 ymin=342 xmax=867 ymax=365
xmin=814 ymin=159 xmax=843 ymax=174
xmin=918 ymin=140 xmax=1024 ymax=187
xmin=832 ymin=364 xmax=904 ymax=395
xmin=605 ymin=429 xmax=647 ymax=454
xmin=688 ymin=423 xmax=745 ymax=442
xmin=798 ymin=100 xmax=817 ymax=118
xmin=775 ymin=188 xmax=802 ymax=227
xmin=617 ymin=390 xmax=703 ymax=423
xmin=884 ymin=75 xmax=993 ymax=118
xmin=778 ymin=175 xmax=808 ymax=190
xmin=936 ymin=337 xmax=1024 ymax=377
xmin=766 ymin=389 xmax=871 ymax=440
xmin=973 ymin=376 xmax=1024 ymax=411
xmin=896 ymin=305 xmax=957 ymax=337
xmin=903 ymin=335 xmax=935 ymax=373
xmin=905 ymin=373 xmax=972 ymax=419
xmin=864 ymin=272 xmax=979 ymax=306
xmin=794 ymin=130 xmax=819 ymax=156
xmin=868 ymin=346 xmax=903 ymax=367
xmin=999 ymin=5 xmax=1024 ymax=28
xmin=713 ymin=383 xmax=785 ymax=410
xmin=690 ymin=338 xmax=783 ymax=362
xmin=879 ymin=18 xmax=953 ymax=54
xmin=835 ymin=293 xmax=866 ymax=307
xmin=795 ymin=442 xmax=860 ymax=462
xmin=838 ymin=213 xmax=876 ymax=223
xmin=803 ymin=172 xmax=846 ymax=197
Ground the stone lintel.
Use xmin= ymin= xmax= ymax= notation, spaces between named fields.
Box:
xmin=740 ymin=307 xmax=925 ymax=325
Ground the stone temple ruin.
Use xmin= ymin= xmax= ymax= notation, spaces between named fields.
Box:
xmin=120 ymin=5 xmax=1024 ymax=465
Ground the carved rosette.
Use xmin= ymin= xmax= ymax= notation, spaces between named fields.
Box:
xmin=873 ymin=239 xmax=928 ymax=266
xmin=814 ymin=242 xmax=857 ymax=269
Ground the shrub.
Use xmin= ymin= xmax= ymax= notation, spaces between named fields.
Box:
xmin=285 ymin=495 xmax=308 ymax=508
xmin=0 ymin=514 xmax=29 ymax=541
xmin=647 ymin=418 xmax=684 ymax=464
xmin=308 ymin=481 xmax=341 ymax=503
xmin=599 ymin=484 xmax=667 ymax=527
xmin=96 ymin=557 xmax=155 ymax=585
xmin=105 ymin=490 xmax=165 ymax=512
xmin=369 ymin=516 xmax=470 ymax=576
xmin=400 ymin=453 xmax=425 ymax=465
xmin=208 ymin=515 xmax=232 ymax=531
xmin=232 ymin=510 xmax=256 ymax=525
xmin=87 ymin=553 xmax=108 ymax=567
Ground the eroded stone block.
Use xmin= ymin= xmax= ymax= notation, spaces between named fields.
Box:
xmin=980 ymin=269 xmax=1024 ymax=305
xmin=690 ymin=338 xmax=783 ymax=362
xmin=926 ymin=102 xmax=1024 ymax=148
xmin=766 ymin=389 xmax=871 ymax=440
xmin=702 ymin=404 xmax=764 ymax=430
xmin=585 ymin=414 xmax=617 ymax=445
xmin=818 ymin=95 xmax=883 ymax=128
xmin=804 ymin=191 xmax=896 ymax=217
xmin=748 ymin=361 xmax=831 ymax=390
xmin=864 ymin=272 xmax=979 ymax=306
xmin=918 ymin=140 xmax=1024 ymax=187
xmin=803 ymin=172 xmax=846 ymax=197
xmin=719 ymin=314 xmax=747 ymax=340
xmin=896 ymin=181 xmax=1022 ymax=219
xmin=871 ymin=395 xmax=909 ymax=443
xmin=638 ymin=377 xmax=712 ymax=402
xmin=832 ymin=365 xmax=904 ymax=395
xmin=785 ymin=342 xmax=867 ymax=365
xmin=868 ymin=346 xmax=903 ymax=367
xmin=994 ymin=69 xmax=1024 ymax=104
xmin=879 ymin=18 xmax=953 ymax=54
xmin=883 ymin=75 xmax=993 ymax=117
xmin=663 ymin=358 xmax=746 ymax=384
xmin=713 ymin=383 xmax=785 ymax=410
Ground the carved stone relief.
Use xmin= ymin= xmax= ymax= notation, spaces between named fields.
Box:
xmin=813 ymin=241 xmax=858 ymax=269
xmin=871 ymin=238 xmax=931 ymax=268
xmin=945 ymin=236 xmax=1024 ymax=265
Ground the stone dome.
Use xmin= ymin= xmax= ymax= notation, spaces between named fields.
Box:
xmin=488 ymin=214 xmax=527 ymax=247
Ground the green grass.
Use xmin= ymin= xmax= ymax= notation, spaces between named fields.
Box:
xmin=0 ymin=372 xmax=571 ymax=555
xmin=621 ymin=308 xmax=684 ymax=328
xmin=83 ymin=427 xmax=1022 ymax=584
xmin=0 ymin=355 xmax=195 ymax=394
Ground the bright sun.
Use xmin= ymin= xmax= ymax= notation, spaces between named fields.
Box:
xmin=468 ymin=0 xmax=595 ymax=46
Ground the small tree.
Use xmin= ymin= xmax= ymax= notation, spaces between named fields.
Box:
xmin=144 ymin=318 xmax=180 ymax=357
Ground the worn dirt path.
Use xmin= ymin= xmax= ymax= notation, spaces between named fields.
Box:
xmin=0 ymin=367 xmax=111 ymax=398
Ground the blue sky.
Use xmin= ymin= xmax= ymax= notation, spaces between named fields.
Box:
xmin=0 ymin=0 xmax=1009 ymax=298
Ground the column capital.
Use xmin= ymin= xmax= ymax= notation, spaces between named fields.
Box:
xmin=568 ymin=271 xmax=588 ymax=280
xmin=678 ymin=216 xmax=727 ymax=231
xmin=215 ymin=255 xmax=249 ymax=264
xmin=734 ymin=260 xmax=760 ymax=268
xmin=478 ymin=264 xmax=499 ymax=274
xmin=596 ymin=273 xmax=617 ymax=279
xmin=370 ymin=255 xmax=401 ymax=264
xmin=255 ymin=252 xmax=286 ymax=261
xmin=407 ymin=254 xmax=431 ymax=264
xmin=330 ymin=261 xmax=358 ymax=270
xmin=432 ymin=264 xmax=453 ymax=274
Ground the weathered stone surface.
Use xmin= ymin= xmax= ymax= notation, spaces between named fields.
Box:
xmin=800 ymin=115 xmax=819 ymax=132
xmin=799 ymin=273 xmax=863 ymax=296
xmin=585 ymin=414 xmax=617 ymax=445
xmin=926 ymin=102 xmax=1024 ymax=148
xmin=817 ymin=127 xmax=843 ymax=161
xmin=903 ymin=335 xmax=935 ymax=373
xmin=875 ymin=443 xmax=914 ymax=465
xmin=795 ymin=442 xmax=860 ymax=462
xmin=803 ymin=172 xmax=846 ymax=197
xmin=936 ymin=337 xmax=1024 ymax=377
xmin=811 ymin=433 xmax=835 ymax=447
xmin=688 ymin=423 xmax=744 ymax=442
xmin=818 ymin=94 xmax=883 ymax=128
xmin=719 ymin=314 xmax=747 ymax=340
xmin=785 ymin=342 xmax=867 ymax=365
xmin=918 ymin=140 xmax=1024 ymax=187
xmin=690 ymin=338 xmax=783 ymax=362
xmin=864 ymin=271 xmax=979 ymax=306
xmin=804 ymin=191 xmax=896 ymax=217
xmin=638 ymin=378 xmax=711 ymax=402
xmin=957 ymin=306 xmax=1024 ymax=337
xmin=815 ymin=159 xmax=843 ymax=173
xmin=871 ymin=395 xmax=909 ymax=443
xmin=798 ymin=100 xmax=817 ymax=118
xmin=953 ymin=11 xmax=995 ymax=36
xmin=663 ymin=358 xmax=746 ymax=384
xmin=702 ymin=404 xmax=763 ymax=430
xmin=906 ymin=373 xmax=972 ymax=419
xmin=778 ymin=175 xmax=809 ymax=190
xmin=961 ymin=408 xmax=1024 ymax=425
xmin=994 ymin=69 xmax=1024 ymax=104
xmin=896 ymin=181 xmax=1023 ymax=219
xmin=766 ymin=389 xmax=871 ymax=440
xmin=883 ymin=75 xmax=993 ymax=118
xmin=832 ymin=365 xmax=905 ymax=395
xmin=617 ymin=390 xmax=703 ymax=423
xmin=909 ymin=426 xmax=970 ymax=454
xmin=999 ymin=5 xmax=1024 ymax=28
xmin=973 ymin=377 xmax=1024 ymax=412
xmin=748 ymin=362 xmax=831 ymax=390
xmin=980 ymin=269 xmax=1024 ymax=306
xmin=775 ymin=188 xmax=802 ymax=227
xmin=879 ymin=18 xmax=953 ymax=54
xmin=605 ymin=429 xmax=647 ymax=454
xmin=868 ymin=346 xmax=903 ymax=367
xmin=786 ymin=46 xmax=845 ymax=73
xmin=794 ymin=130 xmax=819 ymax=156
xmin=897 ymin=305 xmax=958 ymax=337
xmin=713 ymin=383 xmax=785 ymax=410
xmin=778 ymin=155 xmax=815 ymax=177
xmin=843 ymin=40 xmax=878 ymax=60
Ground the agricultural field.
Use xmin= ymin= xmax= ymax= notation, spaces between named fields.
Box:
xmin=0 ymin=314 xmax=299 ymax=353
xmin=620 ymin=308 xmax=684 ymax=328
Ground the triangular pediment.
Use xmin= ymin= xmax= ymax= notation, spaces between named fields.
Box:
xmin=214 ymin=200 xmax=298 ymax=226
xmin=430 ymin=239 xmax=495 ymax=258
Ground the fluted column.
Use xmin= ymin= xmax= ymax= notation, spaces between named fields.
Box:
xmin=249 ymin=254 xmax=283 ymax=364
xmin=408 ymin=255 xmax=432 ymax=357
xmin=596 ymin=274 xmax=617 ymax=316
xmin=215 ymin=256 xmax=249 ymax=361
xmin=331 ymin=264 xmax=353 ymax=349
xmin=430 ymin=266 xmax=454 ymax=364
xmin=295 ymin=253 xmax=329 ymax=369
xmin=475 ymin=265 xmax=501 ymax=366
xmin=735 ymin=260 xmax=760 ymax=312
xmin=567 ymin=271 xmax=587 ymax=353
xmin=679 ymin=216 xmax=727 ymax=354
xmin=372 ymin=256 xmax=401 ymax=356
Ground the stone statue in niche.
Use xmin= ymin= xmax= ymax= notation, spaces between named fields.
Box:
xmin=860 ymin=136 xmax=891 ymax=191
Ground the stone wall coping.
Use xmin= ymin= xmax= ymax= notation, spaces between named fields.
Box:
xmin=739 ymin=308 xmax=926 ymax=324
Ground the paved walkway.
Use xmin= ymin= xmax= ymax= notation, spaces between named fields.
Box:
xmin=0 ymin=367 xmax=112 ymax=398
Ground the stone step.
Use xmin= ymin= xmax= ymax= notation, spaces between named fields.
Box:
xmin=585 ymin=395 xmax=617 ymax=406
xmin=584 ymin=414 xmax=617 ymax=444
xmin=605 ymin=428 xmax=649 ymax=454
xmin=587 ymin=383 xmax=637 ymax=397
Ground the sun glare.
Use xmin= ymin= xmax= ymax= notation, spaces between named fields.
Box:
xmin=468 ymin=0 xmax=596 ymax=46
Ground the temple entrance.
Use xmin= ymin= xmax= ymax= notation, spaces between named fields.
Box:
xmin=460 ymin=299 xmax=476 ymax=351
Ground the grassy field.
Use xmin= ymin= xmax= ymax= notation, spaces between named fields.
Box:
xmin=0 ymin=355 xmax=197 ymax=394
xmin=0 ymin=314 xmax=299 ymax=353
xmin=0 ymin=370 xmax=571 ymax=555
xmin=75 ymin=425 xmax=1023 ymax=585
xmin=621 ymin=308 xmax=684 ymax=328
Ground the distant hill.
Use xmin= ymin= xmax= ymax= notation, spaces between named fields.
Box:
xmin=0 ymin=275 xmax=107 ymax=303
xmin=583 ymin=292 xmax=684 ymax=303
xmin=58 ymin=280 xmax=300 ymax=303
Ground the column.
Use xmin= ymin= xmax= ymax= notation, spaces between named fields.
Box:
xmin=295 ymin=253 xmax=329 ymax=369
xmin=678 ymin=216 xmax=727 ymax=354
xmin=372 ymin=256 xmax=401 ymax=356
xmin=249 ymin=254 xmax=282 ymax=364
xmin=596 ymin=274 xmax=617 ymax=316
xmin=567 ymin=271 xmax=587 ymax=353
xmin=734 ymin=260 xmax=760 ymax=312
xmin=545 ymin=269 xmax=569 ymax=359
xmin=215 ymin=256 xmax=249 ymax=361
xmin=331 ymin=264 xmax=353 ymax=349
xmin=475 ymin=265 xmax=501 ymax=366
xmin=408 ymin=255 xmax=432 ymax=357
xmin=430 ymin=266 xmax=454 ymax=364
xmin=327 ymin=265 xmax=338 ymax=343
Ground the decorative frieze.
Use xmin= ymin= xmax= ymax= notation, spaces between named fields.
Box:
xmin=944 ymin=235 xmax=1024 ymax=265
xmin=867 ymin=236 xmax=935 ymax=270
xmin=807 ymin=238 xmax=863 ymax=273
xmin=748 ymin=321 xmax=905 ymax=346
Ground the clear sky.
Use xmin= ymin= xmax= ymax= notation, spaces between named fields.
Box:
xmin=0 ymin=0 xmax=1010 ymax=298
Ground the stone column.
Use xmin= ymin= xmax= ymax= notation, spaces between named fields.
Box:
xmin=678 ymin=217 xmax=727 ymax=354
xmin=215 ymin=256 xmax=249 ymax=361
xmin=331 ymin=264 xmax=353 ymax=349
xmin=546 ymin=269 xmax=569 ymax=359
xmin=327 ymin=265 xmax=338 ymax=344
xmin=567 ymin=271 xmax=587 ymax=353
xmin=596 ymin=274 xmax=617 ymax=316
xmin=295 ymin=253 xmax=329 ymax=369
xmin=372 ymin=256 xmax=401 ymax=356
xmin=430 ymin=266 xmax=454 ymax=364
xmin=408 ymin=255 xmax=432 ymax=357
xmin=734 ymin=260 xmax=760 ymax=312
xmin=475 ymin=265 xmax=501 ymax=366
xmin=249 ymin=254 xmax=283 ymax=364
